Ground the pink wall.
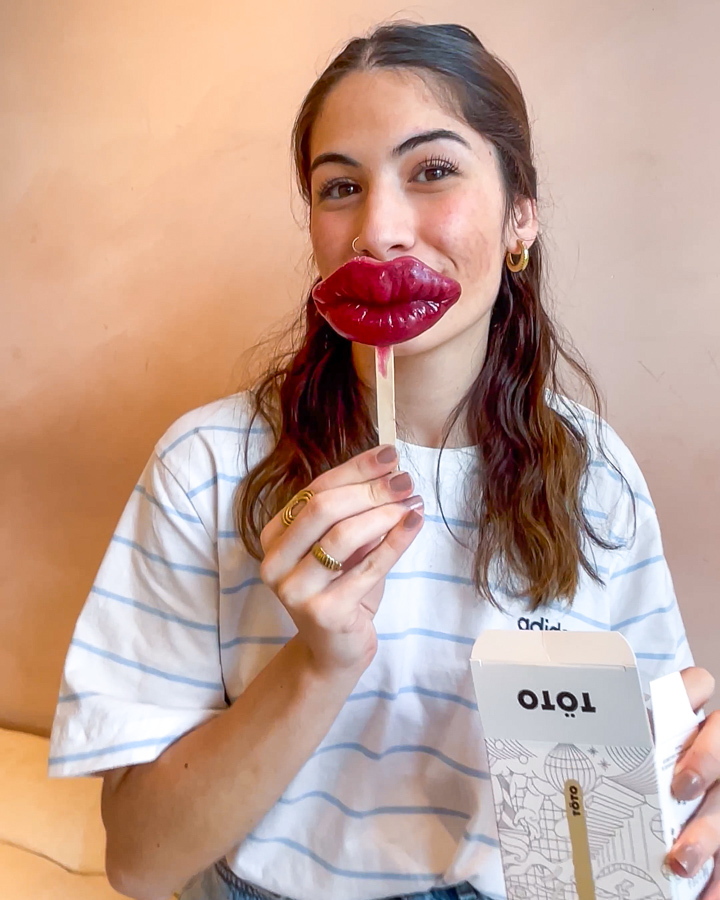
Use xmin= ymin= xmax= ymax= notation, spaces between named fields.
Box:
xmin=2 ymin=1 xmax=717 ymax=733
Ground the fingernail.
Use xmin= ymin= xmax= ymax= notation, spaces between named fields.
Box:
xmin=668 ymin=843 xmax=704 ymax=878
xmin=401 ymin=494 xmax=424 ymax=510
xmin=389 ymin=472 xmax=413 ymax=493
xmin=661 ymin=862 xmax=674 ymax=879
xmin=672 ymin=768 xmax=704 ymax=801
xmin=376 ymin=445 xmax=398 ymax=464
xmin=403 ymin=510 xmax=423 ymax=530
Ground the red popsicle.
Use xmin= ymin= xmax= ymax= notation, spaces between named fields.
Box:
xmin=312 ymin=255 xmax=462 ymax=446
xmin=311 ymin=256 xmax=461 ymax=347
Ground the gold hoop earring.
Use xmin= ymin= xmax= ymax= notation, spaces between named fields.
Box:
xmin=506 ymin=242 xmax=530 ymax=273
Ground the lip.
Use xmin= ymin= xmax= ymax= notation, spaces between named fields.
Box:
xmin=311 ymin=255 xmax=462 ymax=346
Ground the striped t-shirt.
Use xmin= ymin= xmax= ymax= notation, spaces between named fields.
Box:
xmin=49 ymin=391 xmax=693 ymax=900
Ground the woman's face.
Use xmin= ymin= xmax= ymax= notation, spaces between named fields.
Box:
xmin=308 ymin=68 xmax=537 ymax=360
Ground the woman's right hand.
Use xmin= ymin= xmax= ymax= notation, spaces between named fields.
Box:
xmin=259 ymin=444 xmax=424 ymax=676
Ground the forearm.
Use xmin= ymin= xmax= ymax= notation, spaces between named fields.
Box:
xmin=102 ymin=636 xmax=364 ymax=900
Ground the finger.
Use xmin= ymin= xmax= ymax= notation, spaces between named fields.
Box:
xmin=682 ymin=667 xmax=716 ymax=714
xmin=261 ymin=443 xmax=400 ymax=550
xmin=667 ymin=780 xmax=720 ymax=881
xmin=699 ymin=852 xmax=719 ymax=900
xmin=314 ymin=507 xmax=425 ymax=623
xmin=272 ymin=470 xmax=415 ymax=567
xmin=272 ymin=496 xmax=424 ymax=607
xmin=261 ymin=470 xmax=416 ymax=585
xmin=673 ymin=710 xmax=720 ymax=802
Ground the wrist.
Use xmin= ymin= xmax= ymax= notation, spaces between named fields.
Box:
xmin=289 ymin=635 xmax=371 ymax=692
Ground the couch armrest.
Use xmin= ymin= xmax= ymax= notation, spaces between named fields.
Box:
xmin=0 ymin=726 xmax=106 ymax=874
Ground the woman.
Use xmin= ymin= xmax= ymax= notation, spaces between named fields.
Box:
xmin=49 ymin=21 xmax=719 ymax=900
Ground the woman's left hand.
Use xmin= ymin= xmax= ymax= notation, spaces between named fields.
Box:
xmin=666 ymin=667 xmax=719 ymax=896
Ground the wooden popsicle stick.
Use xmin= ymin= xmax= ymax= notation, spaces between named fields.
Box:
xmin=375 ymin=346 xmax=396 ymax=447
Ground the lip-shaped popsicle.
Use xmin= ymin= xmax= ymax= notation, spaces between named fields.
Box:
xmin=311 ymin=256 xmax=462 ymax=346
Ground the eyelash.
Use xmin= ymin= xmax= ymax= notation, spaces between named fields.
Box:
xmin=316 ymin=155 xmax=460 ymax=201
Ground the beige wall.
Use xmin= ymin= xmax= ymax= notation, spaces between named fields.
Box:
xmin=2 ymin=0 xmax=718 ymax=734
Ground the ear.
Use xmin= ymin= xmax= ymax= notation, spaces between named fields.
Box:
xmin=504 ymin=196 xmax=539 ymax=252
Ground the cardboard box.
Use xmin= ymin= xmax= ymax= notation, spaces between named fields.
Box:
xmin=470 ymin=631 xmax=712 ymax=900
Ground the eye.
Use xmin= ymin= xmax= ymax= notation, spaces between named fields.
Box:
xmin=316 ymin=178 xmax=359 ymax=201
xmin=318 ymin=156 xmax=460 ymax=201
xmin=415 ymin=155 xmax=460 ymax=183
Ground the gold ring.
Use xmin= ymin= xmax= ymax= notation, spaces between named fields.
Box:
xmin=311 ymin=542 xmax=343 ymax=572
xmin=281 ymin=489 xmax=315 ymax=527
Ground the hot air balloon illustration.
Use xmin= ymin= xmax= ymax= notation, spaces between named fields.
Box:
xmin=606 ymin=745 xmax=658 ymax=796
xmin=544 ymin=744 xmax=597 ymax=793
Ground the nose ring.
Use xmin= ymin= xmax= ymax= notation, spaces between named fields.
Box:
xmin=352 ymin=237 xmax=361 ymax=255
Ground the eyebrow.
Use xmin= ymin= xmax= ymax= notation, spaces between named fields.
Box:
xmin=309 ymin=128 xmax=472 ymax=176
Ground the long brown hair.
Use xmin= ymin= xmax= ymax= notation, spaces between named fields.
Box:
xmin=235 ymin=21 xmax=632 ymax=610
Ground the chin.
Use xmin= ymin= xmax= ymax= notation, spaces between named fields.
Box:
xmin=391 ymin=327 xmax=452 ymax=357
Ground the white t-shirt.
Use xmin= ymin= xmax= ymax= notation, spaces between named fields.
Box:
xmin=48 ymin=391 xmax=693 ymax=900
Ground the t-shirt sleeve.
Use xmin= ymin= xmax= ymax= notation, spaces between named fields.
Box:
xmin=599 ymin=439 xmax=695 ymax=693
xmin=48 ymin=449 xmax=227 ymax=778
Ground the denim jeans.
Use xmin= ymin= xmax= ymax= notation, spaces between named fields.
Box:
xmin=178 ymin=858 xmax=487 ymax=900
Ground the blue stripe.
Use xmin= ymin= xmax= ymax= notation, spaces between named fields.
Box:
xmin=386 ymin=571 xmax=474 ymax=587
xmin=546 ymin=607 xmax=606 ymax=629
xmin=424 ymin=504 xmax=631 ymax=539
xmin=133 ymin=485 xmax=202 ymax=524
xmin=278 ymin=790 xmax=471 ymax=820
xmin=377 ymin=628 xmax=475 ymax=646
xmin=612 ymin=600 xmax=677 ymax=630
xmin=588 ymin=461 xmax=654 ymax=509
xmin=423 ymin=513 xmax=473 ymax=529
xmin=57 ymin=691 xmax=98 ymax=704
xmin=159 ymin=425 xmax=268 ymax=460
xmin=224 ymin=573 xmax=476 ymax=596
xmin=636 ymin=651 xmax=680 ymax=661
xmin=221 ymin=577 xmax=264 ymax=596
xmin=610 ymin=555 xmax=664 ymax=580
xmin=90 ymin=585 xmax=217 ymax=632
xmin=636 ymin=633 xmax=688 ymax=662
xmin=186 ymin=473 xmax=242 ymax=499
xmin=221 ymin=635 xmax=290 ymax=649
xmin=634 ymin=493 xmax=654 ymax=510
xmin=584 ymin=507 xmax=608 ymax=520
xmin=463 ymin=832 xmax=500 ymax=847
xmin=219 ymin=629 xmax=474 ymax=649
xmin=348 ymin=686 xmax=477 ymax=711
xmin=553 ymin=599 xmax=676 ymax=632
xmin=110 ymin=535 xmax=219 ymax=578
xmin=245 ymin=835 xmax=440 ymax=882
xmin=218 ymin=530 xmax=239 ymax=539
xmin=49 ymin=734 xmax=181 ymax=766
xmin=589 ymin=459 xmax=623 ymax=481
xmin=312 ymin=742 xmax=487 ymax=780
xmin=220 ymin=630 xmax=476 ymax=650
xmin=71 ymin=638 xmax=224 ymax=691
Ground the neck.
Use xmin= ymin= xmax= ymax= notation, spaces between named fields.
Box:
xmin=351 ymin=314 xmax=492 ymax=449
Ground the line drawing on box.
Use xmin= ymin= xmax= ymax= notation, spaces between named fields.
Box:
xmin=485 ymin=739 xmax=670 ymax=900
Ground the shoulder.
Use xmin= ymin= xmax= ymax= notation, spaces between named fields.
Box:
xmin=548 ymin=393 xmax=655 ymax=540
xmin=152 ymin=391 xmax=275 ymax=493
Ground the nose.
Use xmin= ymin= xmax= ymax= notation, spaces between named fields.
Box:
xmin=353 ymin=181 xmax=416 ymax=261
